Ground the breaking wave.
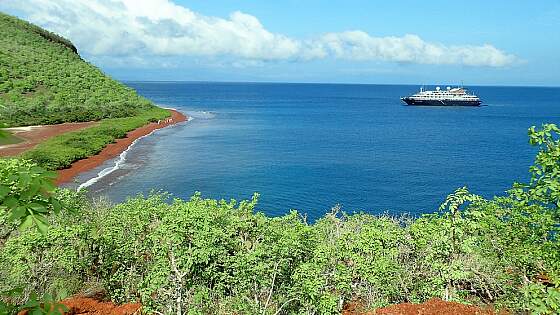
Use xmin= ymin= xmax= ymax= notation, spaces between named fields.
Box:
xmin=77 ymin=115 xmax=193 ymax=191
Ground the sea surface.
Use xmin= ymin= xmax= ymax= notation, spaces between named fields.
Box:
xmin=75 ymin=83 xmax=560 ymax=221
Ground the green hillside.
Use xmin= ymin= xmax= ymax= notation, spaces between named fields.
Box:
xmin=0 ymin=11 xmax=558 ymax=315
xmin=0 ymin=12 xmax=154 ymax=127
xmin=0 ymin=13 xmax=169 ymax=170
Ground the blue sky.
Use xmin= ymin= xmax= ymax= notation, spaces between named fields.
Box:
xmin=2 ymin=0 xmax=560 ymax=86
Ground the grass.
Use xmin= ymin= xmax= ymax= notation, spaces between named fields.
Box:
xmin=0 ymin=132 xmax=23 ymax=146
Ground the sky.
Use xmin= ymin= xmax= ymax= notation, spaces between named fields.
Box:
xmin=1 ymin=0 xmax=560 ymax=86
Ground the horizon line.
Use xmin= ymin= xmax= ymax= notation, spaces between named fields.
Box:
xmin=119 ymin=79 xmax=560 ymax=88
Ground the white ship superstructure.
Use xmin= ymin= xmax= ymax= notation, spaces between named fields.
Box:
xmin=401 ymin=86 xmax=482 ymax=106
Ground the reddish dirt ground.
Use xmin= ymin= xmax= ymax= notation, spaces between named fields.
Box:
xmin=17 ymin=296 xmax=503 ymax=314
xmin=18 ymin=297 xmax=140 ymax=315
xmin=60 ymin=297 xmax=141 ymax=315
xmin=343 ymin=298 xmax=499 ymax=315
xmin=55 ymin=109 xmax=187 ymax=185
xmin=0 ymin=121 xmax=97 ymax=157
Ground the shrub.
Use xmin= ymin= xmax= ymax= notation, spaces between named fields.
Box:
xmin=0 ymin=159 xmax=61 ymax=236
xmin=0 ymin=125 xmax=558 ymax=314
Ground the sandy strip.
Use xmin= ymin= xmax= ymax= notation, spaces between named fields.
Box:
xmin=55 ymin=109 xmax=187 ymax=185
xmin=0 ymin=121 xmax=98 ymax=156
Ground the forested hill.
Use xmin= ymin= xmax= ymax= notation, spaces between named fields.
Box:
xmin=0 ymin=12 xmax=155 ymax=127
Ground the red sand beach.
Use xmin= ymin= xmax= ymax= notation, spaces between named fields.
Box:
xmin=55 ymin=109 xmax=187 ymax=185
xmin=0 ymin=121 xmax=97 ymax=157
xmin=0 ymin=109 xmax=186 ymax=185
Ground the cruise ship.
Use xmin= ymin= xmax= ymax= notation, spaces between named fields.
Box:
xmin=401 ymin=86 xmax=482 ymax=106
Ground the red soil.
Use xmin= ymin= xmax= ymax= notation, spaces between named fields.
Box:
xmin=343 ymin=298 xmax=499 ymax=315
xmin=18 ymin=297 xmax=140 ymax=315
xmin=55 ymin=109 xmax=187 ymax=185
xmin=60 ymin=297 xmax=141 ymax=315
xmin=17 ymin=296 xmax=503 ymax=315
xmin=0 ymin=122 xmax=97 ymax=157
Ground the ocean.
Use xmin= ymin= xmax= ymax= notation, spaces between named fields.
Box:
xmin=73 ymin=82 xmax=560 ymax=221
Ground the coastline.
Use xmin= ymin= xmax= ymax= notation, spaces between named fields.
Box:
xmin=55 ymin=109 xmax=187 ymax=185
xmin=0 ymin=121 xmax=97 ymax=157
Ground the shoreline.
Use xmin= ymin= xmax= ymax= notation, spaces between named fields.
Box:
xmin=0 ymin=121 xmax=97 ymax=157
xmin=55 ymin=109 xmax=188 ymax=185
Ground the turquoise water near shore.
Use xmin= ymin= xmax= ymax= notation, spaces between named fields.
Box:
xmin=79 ymin=83 xmax=560 ymax=220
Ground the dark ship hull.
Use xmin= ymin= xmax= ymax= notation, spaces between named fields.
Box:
xmin=401 ymin=98 xmax=481 ymax=106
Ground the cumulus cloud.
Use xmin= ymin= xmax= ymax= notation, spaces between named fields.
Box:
xmin=314 ymin=32 xmax=517 ymax=67
xmin=1 ymin=0 xmax=517 ymax=67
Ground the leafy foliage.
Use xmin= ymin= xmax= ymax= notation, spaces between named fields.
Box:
xmin=0 ymin=159 xmax=75 ymax=314
xmin=0 ymin=289 xmax=20 ymax=315
xmin=512 ymin=124 xmax=560 ymax=210
xmin=0 ymin=12 xmax=157 ymax=127
xmin=1 ymin=186 xmax=556 ymax=314
xmin=525 ymin=283 xmax=560 ymax=315
xmin=18 ymin=292 xmax=68 ymax=315
xmin=0 ymin=128 xmax=558 ymax=313
xmin=0 ymin=159 xmax=63 ymax=236
xmin=1 ymin=289 xmax=68 ymax=315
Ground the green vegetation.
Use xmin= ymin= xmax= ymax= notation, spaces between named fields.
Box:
xmin=0 ymin=10 xmax=558 ymax=315
xmin=0 ymin=158 xmax=64 ymax=236
xmin=0 ymin=132 xmax=22 ymax=146
xmin=0 ymin=159 xmax=74 ymax=315
xmin=0 ymin=125 xmax=10 ymax=143
xmin=0 ymin=290 xmax=67 ymax=315
xmin=0 ymin=13 xmax=171 ymax=171
xmin=0 ymin=125 xmax=558 ymax=314
xmin=0 ymin=12 xmax=156 ymax=127
xmin=21 ymin=107 xmax=169 ymax=170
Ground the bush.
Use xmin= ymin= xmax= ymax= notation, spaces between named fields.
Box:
xmin=0 ymin=188 xmax=556 ymax=314
xmin=0 ymin=125 xmax=559 ymax=314
xmin=0 ymin=159 xmax=62 ymax=236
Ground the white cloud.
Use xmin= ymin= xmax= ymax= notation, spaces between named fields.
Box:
xmin=1 ymin=0 xmax=518 ymax=67
xmin=313 ymin=32 xmax=517 ymax=67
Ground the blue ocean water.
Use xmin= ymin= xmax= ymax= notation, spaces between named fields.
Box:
xmin=81 ymin=83 xmax=560 ymax=220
